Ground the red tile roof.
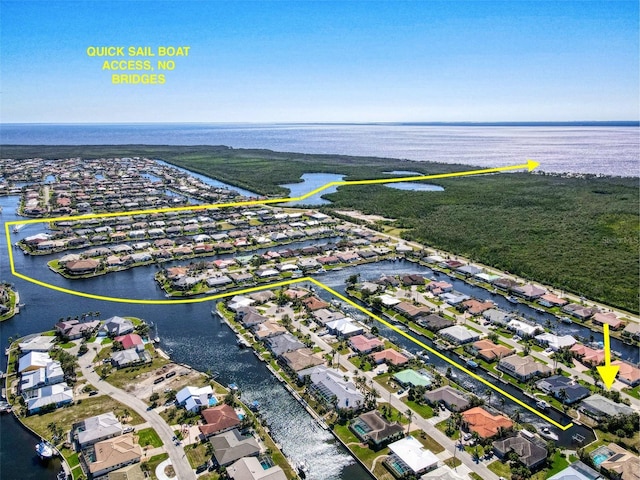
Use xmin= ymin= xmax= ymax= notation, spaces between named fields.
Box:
xmin=199 ymin=404 xmax=240 ymax=436
xmin=462 ymin=407 xmax=513 ymax=438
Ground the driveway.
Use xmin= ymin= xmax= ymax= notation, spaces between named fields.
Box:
xmin=78 ymin=351 xmax=196 ymax=480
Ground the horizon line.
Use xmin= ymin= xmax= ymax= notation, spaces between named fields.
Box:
xmin=1 ymin=120 xmax=639 ymax=127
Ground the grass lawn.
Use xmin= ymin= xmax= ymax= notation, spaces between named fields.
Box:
xmin=413 ymin=430 xmax=444 ymax=454
xmin=623 ymin=386 xmax=640 ymax=400
xmin=104 ymin=354 xmax=170 ymax=388
xmin=197 ymin=473 xmax=221 ymax=480
xmin=435 ymin=419 xmax=460 ymax=440
xmin=488 ymin=459 xmax=511 ymax=478
xmin=136 ymin=427 xmax=163 ymax=448
xmin=143 ymin=452 xmax=169 ymax=480
xmin=444 ymin=456 xmax=462 ymax=468
xmin=333 ymin=423 xmax=389 ymax=468
xmin=59 ymin=342 xmax=75 ymax=349
xmin=403 ymin=399 xmax=434 ymax=419
xmin=185 ymin=442 xmax=210 ymax=469
xmin=71 ymin=465 xmax=84 ymax=480
xmin=372 ymin=462 xmax=395 ymax=480
xmin=469 ymin=472 xmax=483 ymax=480
xmin=543 ymin=451 xmax=570 ymax=478
xmin=59 ymin=446 xmax=80 ymax=469
xmin=22 ymin=396 xmax=144 ymax=441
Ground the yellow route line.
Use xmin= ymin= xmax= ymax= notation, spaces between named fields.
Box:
xmin=4 ymin=160 xmax=567 ymax=428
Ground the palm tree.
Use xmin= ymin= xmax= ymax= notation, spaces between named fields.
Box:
xmin=484 ymin=389 xmax=493 ymax=405
xmin=405 ymin=409 xmax=413 ymax=435
xmin=557 ymin=388 xmax=568 ymax=411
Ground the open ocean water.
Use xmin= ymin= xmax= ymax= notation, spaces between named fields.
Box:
xmin=1 ymin=123 xmax=638 ymax=177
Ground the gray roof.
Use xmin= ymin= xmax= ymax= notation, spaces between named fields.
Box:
xmin=581 ymin=394 xmax=634 ymax=417
xmin=266 ymin=333 xmax=304 ymax=356
xmin=493 ymin=435 xmax=547 ymax=468
xmin=210 ymin=429 xmax=260 ymax=466
xmin=547 ymin=461 xmax=603 ymax=480
xmin=75 ymin=412 xmax=123 ymax=446
xmin=424 ymin=386 xmax=470 ymax=411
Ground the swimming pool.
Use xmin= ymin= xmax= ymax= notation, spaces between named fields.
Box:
xmin=593 ymin=453 xmax=609 ymax=466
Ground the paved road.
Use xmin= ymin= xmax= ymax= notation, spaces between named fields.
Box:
xmin=78 ymin=351 xmax=196 ymax=480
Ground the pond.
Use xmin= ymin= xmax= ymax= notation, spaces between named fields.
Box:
xmin=278 ymin=173 xmax=345 ymax=206
xmin=384 ymin=182 xmax=444 ymax=192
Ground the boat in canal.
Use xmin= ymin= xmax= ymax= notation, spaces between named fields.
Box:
xmin=506 ymin=296 xmax=520 ymax=304
xmin=560 ymin=316 xmax=573 ymax=324
xmin=536 ymin=399 xmax=550 ymax=410
xmin=35 ymin=440 xmax=55 ymax=459
xmin=540 ymin=426 xmax=559 ymax=441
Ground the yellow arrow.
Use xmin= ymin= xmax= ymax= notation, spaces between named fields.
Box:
xmin=597 ymin=324 xmax=619 ymax=389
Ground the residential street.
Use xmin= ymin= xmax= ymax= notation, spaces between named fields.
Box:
xmin=77 ymin=350 xmax=197 ymax=480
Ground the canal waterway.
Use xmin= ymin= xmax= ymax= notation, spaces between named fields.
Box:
xmin=0 ymin=188 xmax=371 ymax=479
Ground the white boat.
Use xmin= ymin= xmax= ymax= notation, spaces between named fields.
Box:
xmin=540 ymin=427 xmax=559 ymax=441
xmin=560 ymin=316 xmax=573 ymax=324
xmin=12 ymin=224 xmax=25 ymax=234
xmin=536 ymin=400 xmax=550 ymax=410
xmin=36 ymin=440 xmax=55 ymax=459
xmin=506 ymin=296 xmax=519 ymax=304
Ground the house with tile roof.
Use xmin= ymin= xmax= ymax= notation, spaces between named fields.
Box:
xmin=424 ymin=386 xmax=470 ymax=412
xmin=498 ymin=354 xmax=552 ymax=382
xmin=372 ymin=349 xmax=409 ymax=366
xmin=349 ymin=335 xmax=384 ymax=353
xmin=461 ymin=407 xmax=513 ymax=439
xmin=83 ymin=433 xmax=142 ymax=478
xmin=210 ymin=429 xmax=260 ymax=466
xmin=227 ymin=457 xmax=287 ymax=480
xmin=611 ymin=360 xmax=640 ymax=387
xmin=471 ymin=339 xmax=513 ymax=362
xmin=199 ymin=404 xmax=242 ymax=438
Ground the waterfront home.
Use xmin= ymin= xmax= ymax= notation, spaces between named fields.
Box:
xmin=350 ymin=410 xmax=404 ymax=449
xmin=349 ymin=335 xmax=384 ymax=353
xmin=55 ymin=319 xmax=100 ymax=340
xmin=279 ymin=348 xmax=324 ymax=373
xmin=415 ymin=313 xmax=454 ymax=332
xmin=548 ymin=461 xmax=603 ymax=480
xmin=73 ymin=412 xmax=123 ymax=448
xmin=535 ymin=376 xmax=590 ymax=405
xmin=199 ymin=404 xmax=242 ymax=438
xmin=493 ymin=278 xmax=519 ymax=291
xmin=312 ymin=308 xmax=345 ymax=325
xmin=611 ymin=360 xmax=640 ymax=387
xmin=538 ymin=293 xmax=568 ymax=308
xmin=20 ymin=360 xmax=64 ymax=392
xmin=423 ymin=386 xmax=471 ymax=412
xmin=394 ymin=301 xmax=432 ymax=320
xmin=249 ymin=290 xmax=275 ymax=304
xmin=461 ymin=407 xmax=513 ymax=439
xmin=461 ymin=299 xmax=494 ymax=316
xmin=17 ymin=335 xmax=56 ymax=353
xmin=18 ymin=351 xmax=53 ymax=373
xmin=206 ymin=275 xmax=233 ymax=287
xmin=492 ymin=433 xmax=547 ymax=470
xmin=506 ymin=318 xmax=541 ymax=337
xmin=570 ymin=344 xmax=605 ymax=366
xmin=482 ymin=308 xmax=512 ymax=326
xmin=512 ymin=284 xmax=547 ymax=300
xmin=439 ymin=291 xmax=470 ymax=306
xmin=598 ymin=443 xmax=640 ymax=480
xmin=266 ymin=333 xmax=305 ymax=357
xmin=498 ymin=354 xmax=552 ymax=382
xmin=252 ymin=320 xmax=287 ymax=340
xmin=210 ymin=428 xmax=260 ymax=467
xmin=592 ymin=312 xmax=625 ymax=330
xmin=622 ymin=322 xmax=640 ymax=341
xmin=114 ymin=333 xmax=143 ymax=351
xmin=326 ymin=317 xmax=363 ymax=338
xmin=534 ymin=332 xmax=577 ymax=351
xmin=469 ymin=339 xmax=512 ymax=362
xmin=377 ymin=294 xmax=401 ymax=307
xmin=176 ymin=385 xmax=215 ymax=413
xmin=474 ymin=272 xmax=502 ymax=284
xmin=65 ymin=258 xmax=100 ymax=275
xmin=377 ymin=274 xmax=400 ymax=287
xmin=82 ymin=434 xmax=142 ymax=478
xmin=227 ymin=456 xmax=287 ymax=480
xmin=303 ymin=295 xmax=330 ymax=311
xmin=227 ymin=296 xmax=256 ymax=313
xmin=110 ymin=349 xmax=152 ymax=369
xmin=454 ymin=265 xmax=482 ymax=278
xmin=296 ymin=365 xmax=365 ymax=410
xmin=384 ymin=436 xmax=439 ymax=477
xmin=25 ymin=382 xmax=74 ymax=413
xmin=372 ymin=349 xmax=409 ymax=366
xmin=101 ymin=316 xmax=135 ymax=337
xmin=438 ymin=325 xmax=480 ymax=345
xmin=236 ymin=307 xmax=268 ymax=328
xmin=563 ymin=303 xmax=597 ymax=320
xmin=393 ymin=369 xmax=432 ymax=388
xmin=401 ymin=274 xmax=425 ymax=286
xmin=579 ymin=394 xmax=634 ymax=420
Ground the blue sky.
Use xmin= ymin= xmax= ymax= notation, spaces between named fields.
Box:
xmin=1 ymin=0 xmax=638 ymax=122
